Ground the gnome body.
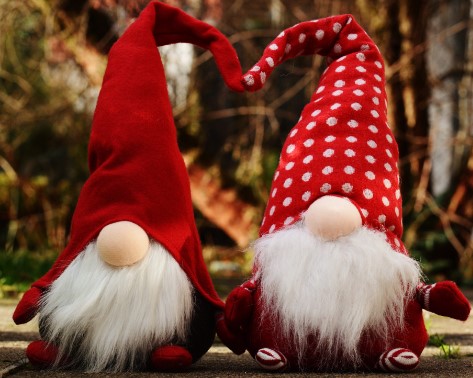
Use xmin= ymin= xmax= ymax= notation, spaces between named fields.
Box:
xmin=218 ymin=15 xmax=471 ymax=372
xmin=13 ymin=2 xmax=243 ymax=372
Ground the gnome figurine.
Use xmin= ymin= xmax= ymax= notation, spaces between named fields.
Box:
xmin=218 ymin=15 xmax=471 ymax=372
xmin=13 ymin=2 xmax=243 ymax=372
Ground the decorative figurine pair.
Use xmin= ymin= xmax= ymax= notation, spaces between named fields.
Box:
xmin=13 ymin=1 xmax=470 ymax=373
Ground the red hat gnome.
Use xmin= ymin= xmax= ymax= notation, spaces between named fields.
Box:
xmin=12 ymin=1 xmax=243 ymax=372
xmin=218 ymin=15 xmax=471 ymax=372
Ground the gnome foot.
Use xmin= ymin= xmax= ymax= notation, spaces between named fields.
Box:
xmin=417 ymin=281 xmax=471 ymax=321
xmin=255 ymin=348 xmax=288 ymax=371
xmin=377 ymin=348 xmax=419 ymax=372
xmin=26 ymin=340 xmax=61 ymax=369
xmin=150 ymin=345 xmax=192 ymax=371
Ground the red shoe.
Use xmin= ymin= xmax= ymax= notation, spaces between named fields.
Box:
xmin=255 ymin=348 xmax=288 ymax=371
xmin=150 ymin=345 xmax=192 ymax=371
xmin=378 ymin=348 xmax=419 ymax=372
xmin=26 ymin=340 xmax=60 ymax=369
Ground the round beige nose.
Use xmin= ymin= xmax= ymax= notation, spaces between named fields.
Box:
xmin=304 ymin=196 xmax=362 ymax=241
xmin=97 ymin=221 xmax=150 ymax=267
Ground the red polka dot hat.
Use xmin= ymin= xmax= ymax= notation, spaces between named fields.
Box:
xmin=242 ymin=15 xmax=406 ymax=254
xmin=13 ymin=1 xmax=243 ymax=324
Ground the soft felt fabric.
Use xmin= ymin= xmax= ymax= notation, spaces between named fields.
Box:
xmin=242 ymin=15 xmax=405 ymax=253
xmin=26 ymin=340 xmax=61 ymax=369
xmin=150 ymin=345 xmax=192 ymax=371
xmin=13 ymin=1 xmax=244 ymax=325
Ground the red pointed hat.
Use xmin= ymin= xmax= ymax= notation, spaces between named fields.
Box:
xmin=242 ymin=15 xmax=406 ymax=254
xmin=14 ymin=1 xmax=243 ymax=324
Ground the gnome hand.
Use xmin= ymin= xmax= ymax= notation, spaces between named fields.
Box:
xmin=224 ymin=280 xmax=256 ymax=333
xmin=13 ymin=287 xmax=42 ymax=324
xmin=216 ymin=313 xmax=246 ymax=355
xmin=417 ymin=281 xmax=471 ymax=321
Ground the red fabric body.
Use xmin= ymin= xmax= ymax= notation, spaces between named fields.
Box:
xmin=242 ymin=15 xmax=405 ymax=253
xmin=244 ymin=286 xmax=428 ymax=371
xmin=14 ymin=2 xmax=244 ymax=324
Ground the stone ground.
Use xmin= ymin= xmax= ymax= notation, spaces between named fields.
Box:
xmin=1 ymin=292 xmax=473 ymax=377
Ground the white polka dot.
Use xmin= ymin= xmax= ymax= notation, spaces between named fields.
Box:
xmin=383 ymin=179 xmax=392 ymax=188
xmin=320 ymin=183 xmax=331 ymax=193
xmin=333 ymin=22 xmax=342 ymax=33
xmin=266 ymin=57 xmax=275 ymax=67
xmin=286 ymin=144 xmax=296 ymax=153
xmin=304 ymin=139 xmax=315 ymax=147
xmin=299 ymin=33 xmax=306 ymax=43
xmin=365 ymin=171 xmax=375 ymax=180
xmin=269 ymin=224 xmax=276 ymax=233
xmin=271 ymin=188 xmax=277 ymax=197
xmin=348 ymin=33 xmax=358 ymax=40
xmin=347 ymin=120 xmax=358 ymax=128
xmin=260 ymin=72 xmax=266 ymax=83
xmin=330 ymin=103 xmax=341 ymax=110
xmin=342 ymin=183 xmax=353 ymax=193
xmin=372 ymin=97 xmax=380 ymax=105
xmin=334 ymin=80 xmax=345 ymax=88
xmin=325 ymin=135 xmax=336 ymax=142
xmin=395 ymin=189 xmax=401 ymax=200
xmin=361 ymin=208 xmax=369 ymax=217
xmin=244 ymin=75 xmax=254 ymax=86
xmin=353 ymin=89 xmax=364 ymax=96
xmin=323 ymin=149 xmax=334 ymax=157
xmin=334 ymin=44 xmax=342 ymax=53
xmin=289 ymin=128 xmax=298 ymax=137
xmin=283 ymin=178 xmax=293 ymax=188
xmin=278 ymin=31 xmax=285 ymax=38
xmin=384 ymin=163 xmax=393 ymax=172
xmin=345 ymin=149 xmax=355 ymax=157
xmin=332 ymin=90 xmax=344 ymax=96
xmin=374 ymin=74 xmax=382 ymax=82
xmin=375 ymin=61 xmax=382 ymax=68
xmin=356 ymin=53 xmax=366 ymax=61
xmin=363 ymin=189 xmax=373 ymax=199
xmin=284 ymin=216 xmax=294 ymax=225
xmin=285 ymin=162 xmax=295 ymax=170
xmin=250 ymin=65 xmax=261 ymax=72
xmin=326 ymin=117 xmax=338 ymax=126
xmin=335 ymin=65 xmax=346 ymax=73
xmin=301 ymin=191 xmax=311 ymax=202
xmin=371 ymin=110 xmax=380 ymax=118
xmin=274 ymin=171 xmax=280 ymax=180
xmin=378 ymin=214 xmax=386 ymax=223
xmin=346 ymin=136 xmax=357 ymax=143
xmin=269 ymin=43 xmax=279 ymax=50
xmin=283 ymin=197 xmax=292 ymax=207
xmin=365 ymin=155 xmax=376 ymax=163
xmin=355 ymin=78 xmax=366 ymax=85
xmin=314 ymin=97 xmax=323 ymax=103
xmin=285 ymin=44 xmax=291 ymax=54
xmin=302 ymin=172 xmax=312 ymax=182
xmin=303 ymin=155 xmax=313 ymax=164
xmin=261 ymin=217 xmax=265 ymax=226
xmin=315 ymin=30 xmax=325 ymax=40
xmin=394 ymin=238 xmax=401 ymax=247
xmin=386 ymin=149 xmax=393 ymax=158
xmin=322 ymin=166 xmax=333 ymax=175
xmin=382 ymin=197 xmax=390 ymax=206
xmin=306 ymin=121 xmax=316 ymax=130
xmin=388 ymin=225 xmax=395 ymax=232
xmin=373 ymin=86 xmax=382 ymax=94
xmin=351 ymin=103 xmax=362 ymax=111
xmin=386 ymin=134 xmax=393 ymax=143
xmin=360 ymin=44 xmax=370 ymax=51
xmin=356 ymin=66 xmax=367 ymax=73
xmin=367 ymin=140 xmax=377 ymax=148
xmin=368 ymin=125 xmax=378 ymax=133
xmin=316 ymin=85 xmax=325 ymax=94
xmin=344 ymin=166 xmax=355 ymax=174
xmin=270 ymin=206 xmax=276 ymax=215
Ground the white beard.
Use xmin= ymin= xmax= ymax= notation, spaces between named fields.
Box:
xmin=254 ymin=224 xmax=422 ymax=368
xmin=39 ymin=241 xmax=194 ymax=372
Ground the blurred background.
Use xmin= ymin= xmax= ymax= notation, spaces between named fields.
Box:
xmin=1 ymin=0 xmax=473 ymax=296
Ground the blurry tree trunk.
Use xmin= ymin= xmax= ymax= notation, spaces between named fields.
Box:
xmin=427 ymin=0 xmax=470 ymax=197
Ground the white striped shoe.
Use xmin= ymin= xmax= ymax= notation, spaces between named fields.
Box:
xmin=378 ymin=348 xmax=419 ymax=372
xmin=255 ymin=348 xmax=288 ymax=371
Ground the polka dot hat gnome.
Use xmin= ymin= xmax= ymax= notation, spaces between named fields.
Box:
xmin=218 ymin=14 xmax=471 ymax=372
xmin=12 ymin=1 xmax=243 ymax=372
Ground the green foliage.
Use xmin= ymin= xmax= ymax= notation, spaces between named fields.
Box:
xmin=428 ymin=334 xmax=462 ymax=359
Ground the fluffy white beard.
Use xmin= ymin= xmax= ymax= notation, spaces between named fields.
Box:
xmin=39 ymin=241 xmax=194 ymax=372
xmin=254 ymin=224 xmax=422 ymax=368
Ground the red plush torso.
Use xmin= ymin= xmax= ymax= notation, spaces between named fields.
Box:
xmin=244 ymin=285 xmax=428 ymax=371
